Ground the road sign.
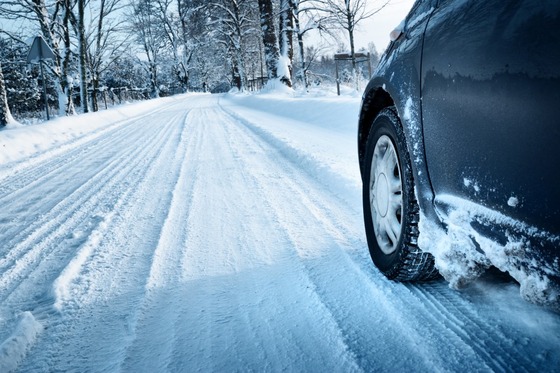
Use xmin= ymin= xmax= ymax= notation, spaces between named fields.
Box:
xmin=334 ymin=52 xmax=372 ymax=96
xmin=27 ymin=36 xmax=55 ymax=63
xmin=27 ymin=36 xmax=56 ymax=120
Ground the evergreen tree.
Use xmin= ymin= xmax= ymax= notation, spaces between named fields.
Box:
xmin=0 ymin=37 xmax=43 ymax=118
xmin=0 ymin=62 xmax=12 ymax=127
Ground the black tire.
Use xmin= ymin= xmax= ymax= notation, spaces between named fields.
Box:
xmin=362 ymin=107 xmax=438 ymax=281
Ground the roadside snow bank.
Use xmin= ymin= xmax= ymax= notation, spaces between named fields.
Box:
xmin=0 ymin=95 xmax=186 ymax=165
xmin=260 ymin=78 xmax=294 ymax=95
xmin=226 ymin=91 xmax=360 ymax=132
xmin=0 ymin=312 xmax=42 ymax=373
xmin=221 ymin=93 xmax=362 ymax=207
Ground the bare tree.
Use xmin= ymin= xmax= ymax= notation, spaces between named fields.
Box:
xmin=177 ymin=0 xmax=212 ymax=91
xmin=152 ymin=0 xmax=187 ymax=92
xmin=61 ymin=0 xmax=77 ymax=115
xmin=86 ymin=0 xmax=128 ymax=111
xmin=291 ymin=0 xmax=337 ymax=88
xmin=209 ymin=0 xmax=258 ymax=91
xmin=129 ymin=0 xmax=168 ymax=97
xmin=319 ymin=0 xmax=389 ymax=87
xmin=177 ymin=0 xmax=196 ymax=89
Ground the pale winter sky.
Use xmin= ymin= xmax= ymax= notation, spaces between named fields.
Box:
xmin=353 ymin=0 xmax=416 ymax=53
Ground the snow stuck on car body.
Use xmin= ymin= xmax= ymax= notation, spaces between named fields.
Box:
xmin=418 ymin=194 xmax=560 ymax=309
xmin=399 ymin=97 xmax=559 ymax=309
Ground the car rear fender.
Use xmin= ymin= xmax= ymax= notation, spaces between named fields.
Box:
xmin=359 ymin=76 xmax=437 ymax=224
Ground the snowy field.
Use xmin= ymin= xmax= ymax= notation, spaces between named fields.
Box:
xmin=0 ymin=91 xmax=559 ymax=372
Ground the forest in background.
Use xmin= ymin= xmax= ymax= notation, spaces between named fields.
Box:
xmin=0 ymin=0 xmax=384 ymax=124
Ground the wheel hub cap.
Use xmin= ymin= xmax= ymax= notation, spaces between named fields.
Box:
xmin=369 ymin=135 xmax=403 ymax=255
xmin=376 ymin=173 xmax=389 ymax=217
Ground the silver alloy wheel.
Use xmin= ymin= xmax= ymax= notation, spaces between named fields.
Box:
xmin=369 ymin=135 xmax=403 ymax=255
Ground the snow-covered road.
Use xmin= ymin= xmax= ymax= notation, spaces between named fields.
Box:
xmin=0 ymin=93 xmax=558 ymax=372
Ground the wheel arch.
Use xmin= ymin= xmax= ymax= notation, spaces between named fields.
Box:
xmin=358 ymin=76 xmax=439 ymax=224
xmin=358 ymin=79 xmax=397 ymax=180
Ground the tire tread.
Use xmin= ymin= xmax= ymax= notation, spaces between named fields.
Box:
xmin=365 ymin=107 xmax=439 ymax=282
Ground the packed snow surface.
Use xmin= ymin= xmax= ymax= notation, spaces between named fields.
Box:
xmin=0 ymin=92 xmax=559 ymax=372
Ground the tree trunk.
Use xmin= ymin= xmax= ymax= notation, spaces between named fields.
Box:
xmin=257 ymin=0 xmax=279 ymax=81
xmin=345 ymin=0 xmax=358 ymax=89
xmin=293 ymin=3 xmax=308 ymax=88
xmin=91 ymin=0 xmax=105 ymax=112
xmin=149 ymin=61 xmax=159 ymax=98
xmin=78 ymin=0 xmax=89 ymax=112
xmin=62 ymin=0 xmax=76 ymax=115
xmin=232 ymin=61 xmax=242 ymax=90
xmin=177 ymin=0 xmax=191 ymax=92
xmin=279 ymin=0 xmax=293 ymax=87
xmin=91 ymin=77 xmax=99 ymax=112
xmin=348 ymin=27 xmax=358 ymax=89
xmin=231 ymin=0 xmax=246 ymax=91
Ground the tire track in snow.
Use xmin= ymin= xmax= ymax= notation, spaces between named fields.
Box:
xmin=0 ymin=101 xmax=191 ymax=370
xmin=218 ymin=108 xmax=448 ymax=371
xmin=0 ymin=103 xmax=173 ymax=192
xmin=218 ymin=104 xmax=531 ymax=371
xmin=193 ymin=106 xmax=363 ymax=371
xmin=52 ymin=211 xmax=115 ymax=311
xmin=177 ymin=108 xmax=363 ymax=372
xmin=23 ymin=106 xmax=198 ymax=372
xmin=121 ymin=108 xmax=205 ymax=372
xmin=0 ymin=112 xmax=174 ymax=292
xmin=406 ymin=282 xmax=535 ymax=372
xmin=121 ymin=104 xmax=364 ymax=372
xmin=0 ymin=119 xmax=146 ymax=257
xmin=0 ymin=111 xmax=162 ymax=254
xmin=0 ymin=110 xmax=179 ymax=301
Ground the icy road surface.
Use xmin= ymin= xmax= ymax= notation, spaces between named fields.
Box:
xmin=0 ymin=93 xmax=558 ymax=372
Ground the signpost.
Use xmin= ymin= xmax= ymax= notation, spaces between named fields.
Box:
xmin=27 ymin=36 xmax=55 ymax=120
xmin=334 ymin=52 xmax=372 ymax=96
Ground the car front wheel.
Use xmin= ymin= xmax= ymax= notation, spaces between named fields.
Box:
xmin=362 ymin=107 xmax=437 ymax=281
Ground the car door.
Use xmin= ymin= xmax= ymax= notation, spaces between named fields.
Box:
xmin=420 ymin=0 xmax=560 ymax=234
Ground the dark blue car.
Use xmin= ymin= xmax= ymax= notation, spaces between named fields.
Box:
xmin=358 ymin=0 xmax=560 ymax=307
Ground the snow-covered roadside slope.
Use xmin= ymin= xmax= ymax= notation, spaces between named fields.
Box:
xmin=0 ymin=95 xmax=181 ymax=168
xmin=0 ymin=93 xmax=558 ymax=372
xmin=220 ymin=93 xmax=362 ymax=208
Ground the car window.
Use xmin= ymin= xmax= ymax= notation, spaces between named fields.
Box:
xmin=405 ymin=0 xmax=436 ymax=31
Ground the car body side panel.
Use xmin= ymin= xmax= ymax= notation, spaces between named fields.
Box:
xmin=421 ymin=0 xmax=560 ymax=238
